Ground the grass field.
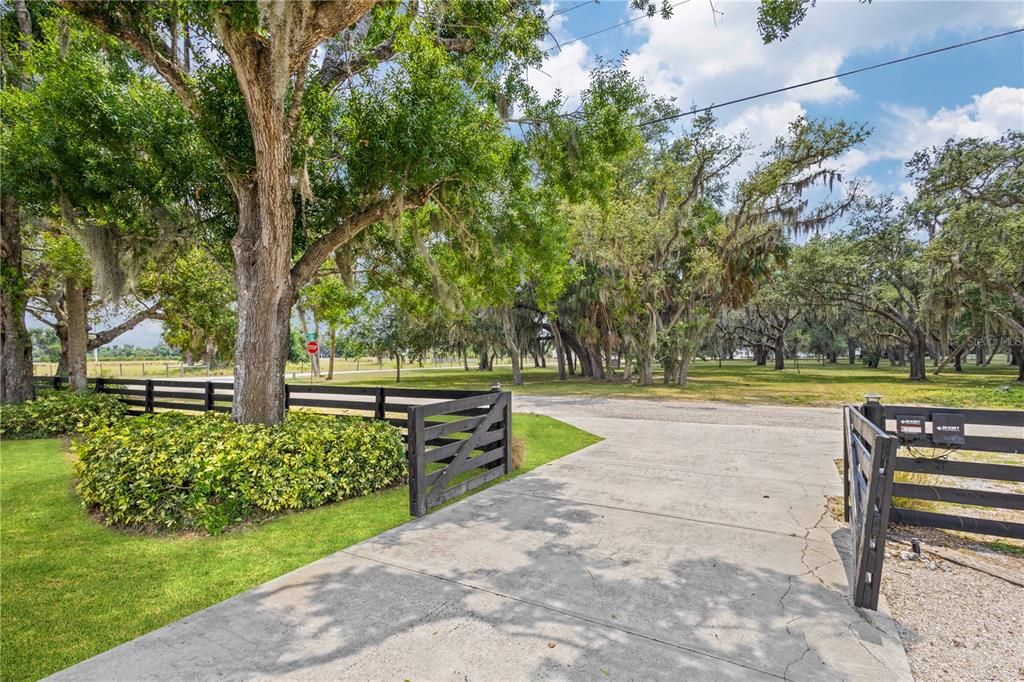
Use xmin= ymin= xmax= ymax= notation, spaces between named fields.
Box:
xmin=0 ymin=415 xmax=599 ymax=682
xmin=323 ymin=359 xmax=1024 ymax=409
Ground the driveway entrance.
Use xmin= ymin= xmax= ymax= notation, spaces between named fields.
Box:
xmin=53 ymin=396 xmax=911 ymax=681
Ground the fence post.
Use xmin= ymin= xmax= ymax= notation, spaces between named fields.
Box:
xmin=53 ymin=375 xmax=61 ymax=390
xmin=375 ymin=387 xmax=386 ymax=421
xmin=862 ymin=393 xmax=885 ymax=430
xmin=503 ymin=392 xmax=513 ymax=475
xmin=842 ymin=406 xmax=850 ymax=522
xmin=145 ymin=379 xmax=154 ymax=413
xmin=407 ymin=406 xmax=427 ymax=517
xmin=95 ymin=377 xmax=104 ymax=394
xmin=284 ymin=384 xmax=291 ymax=411
xmin=204 ymin=381 xmax=215 ymax=412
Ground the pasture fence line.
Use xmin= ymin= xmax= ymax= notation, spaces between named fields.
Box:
xmin=32 ymin=376 xmax=513 ymax=517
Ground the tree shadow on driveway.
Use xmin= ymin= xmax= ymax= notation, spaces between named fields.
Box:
xmin=53 ymin=478 xmax=909 ymax=681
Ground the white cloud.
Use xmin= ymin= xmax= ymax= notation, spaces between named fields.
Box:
xmin=527 ymin=41 xmax=592 ymax=105
xmin=840 ymin=86 xmax=1024 ymax=176
xmin=526 ymin=2 xmax=594 ymax=108
xmin=626 ymin=1 xmax=1022 ymax=108
xmin=720 ymin=100 xmax=807 ymax=179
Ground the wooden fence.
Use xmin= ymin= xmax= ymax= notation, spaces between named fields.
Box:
xmin=842 ymin=402 xmax=899 ymax=610
xmin=33 ymin=376 xmax=512 ymax=517
xmin=879 ymin=403 xmax=1024 ymax=540
xmin=407 ymin=391 xmax=512 ymax=516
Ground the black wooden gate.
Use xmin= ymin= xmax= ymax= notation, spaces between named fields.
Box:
xmin=407 ymin=391 xmax=512 ymax=516
xmin=843 ymin=402 xmax=899 ymax=610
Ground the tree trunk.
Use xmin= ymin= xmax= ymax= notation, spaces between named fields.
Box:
xmin=499 ymin=309 xmax=523 ymax=386
xmin=773 ymin=334 xmax=785 ymax=371
xmin=64 ymin=277 xmax=89 ymax=391
xmin=587 ymin=345 xmax=603 ymax=379
xmin=395 ymin=354 xmax=401 ymax=382
xmin=847 ymin=340 xmax=857 ymax=364
xmin=462 ymin=346 xmax=469 ymax=371
xmin=326 ymin=326 xmax=336 ymax=380
xmin=0 ymin=195 xmax=35 ymax=403
xmin=604 ymin=326 xmax=614 ymax=379
xmin=638 ymin=350 xmax=654 ymax=386
xmin=549 ymin=320 xmax=567 ymax=381
xmin=677 ymin=353 xmax=693 ymax=387
xmin=908 ymin=332 xmax=927 ymax=381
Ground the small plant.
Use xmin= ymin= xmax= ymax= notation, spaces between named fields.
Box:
xmin=73 ymin=410 xmax=406 ymax=533
xmin=510 ymin=435 xmax=526 ymax=470
xmin=0 ymin=390 xmax=127 ymax=439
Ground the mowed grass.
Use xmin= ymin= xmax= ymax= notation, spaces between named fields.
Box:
xmin=325 ymin=359 xmax=1024 ymax=408
xmin=0 ymin=415 xmax=599 ymax=682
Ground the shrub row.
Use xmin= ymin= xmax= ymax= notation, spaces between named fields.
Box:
xmin=74 ymin=410 xmax=406 ymax=533
xmin=0 ymin=390 xmax=127 ymax=439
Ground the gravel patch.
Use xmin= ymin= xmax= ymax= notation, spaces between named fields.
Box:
xmin=881 ymin=544 xmax=1024 ymax=680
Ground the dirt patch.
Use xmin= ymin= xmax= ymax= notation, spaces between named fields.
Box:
xmin=880 ymin=540 xmax=1024 ymax=681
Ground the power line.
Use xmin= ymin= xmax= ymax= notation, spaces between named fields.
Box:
xmin=544 ymin=0 xmax=691 ymax=53
xmin=637 ymin=27 xmax=1024 ymax=127
xmin=549 ymin=0 xmax=598 ymax=20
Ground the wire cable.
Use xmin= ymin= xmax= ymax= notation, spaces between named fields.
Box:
xmin=549 ymin=0 xmax=598 ymax=20
xmin=636 ymin=27 xmax=1024 ymax=126
xmin=544 ymin=0 xmax=691 ymax=53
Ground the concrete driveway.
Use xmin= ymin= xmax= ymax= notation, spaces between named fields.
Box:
xmin=51 ymin=396 xmax=911 ymax=681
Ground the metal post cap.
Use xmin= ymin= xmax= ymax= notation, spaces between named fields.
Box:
xmin=864 ymin=393 xmax=882 ymax=403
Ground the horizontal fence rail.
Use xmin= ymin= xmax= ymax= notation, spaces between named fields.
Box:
xmin=843 ymin=404 xmax=899 ymax=610
xmin=33 ymin=376 xmax=512 ymax=517
xmin=879 ymin=403 xmax=1024 ymax=540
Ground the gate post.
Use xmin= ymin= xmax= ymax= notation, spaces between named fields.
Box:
xmin=407 ymin=405 xmax=427 ymax=517
xmin=862 ymin=393 xmax=885 ymax=430
xmin=503 ymin=392 xmax=513 ymax=475
xmin=144 ymin=379 xmax=154 ymax=413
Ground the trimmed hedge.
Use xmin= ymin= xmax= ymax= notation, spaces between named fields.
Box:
xmin=74 ymin=410 xmax=406 ymax=533
xmin=0 ymin=390 xmax=128 ymax=439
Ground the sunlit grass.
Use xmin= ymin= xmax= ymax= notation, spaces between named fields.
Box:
xmin=0 ymin=415 xmax=599 ymax=682
xmin=324 ymin=359 xmax=1023 ymax=409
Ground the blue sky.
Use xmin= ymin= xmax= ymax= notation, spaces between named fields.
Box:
xmin=92 ymin=2 xmax=1024 ymax=349
xmin=532 ymin=0 xmax=1023 ymax=197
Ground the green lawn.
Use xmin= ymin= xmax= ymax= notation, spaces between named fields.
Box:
xmin=0 ymin=414 xmax=599 ymax=682
xmin=327 ymin=359 xmax=1024 ymax=408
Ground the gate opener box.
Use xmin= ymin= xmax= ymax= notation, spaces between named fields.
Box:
xmin=932 ymin=412 xmax=966 ymax=445
xmin=895 ymin=415 xmax=925 ymax=437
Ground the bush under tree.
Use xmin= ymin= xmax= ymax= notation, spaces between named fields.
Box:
xmin=73 ymin=411 xmax=406 ymax=534
xmin=0 ymin=390 xmax=127 ymax=439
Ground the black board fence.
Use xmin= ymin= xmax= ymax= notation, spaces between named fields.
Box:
xmin=842 ymin=400 xmax=899 ymax=610
xmin=844 ymin=396 xmax=1024 ymax=610
xmin=32 ymin=376 xmax=512 ymax=517
xmin=877 ymin=401 xmax=1024 ymax=540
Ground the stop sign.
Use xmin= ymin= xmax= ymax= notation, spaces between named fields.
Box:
xmin=306 ymin=341 xmax=319 ymax=354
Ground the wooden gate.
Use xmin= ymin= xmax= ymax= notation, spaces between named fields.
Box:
xmin=843 ymin=403 xmax=899 ymax=610
xmin=407 ymin=391 xmax=512 ymax=516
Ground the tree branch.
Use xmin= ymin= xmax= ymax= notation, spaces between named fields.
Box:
xmin=86 ymin=302 xmax=162 ymax=350
xmin=290 ymin=187 xmax=435 ymax=290
xmin=61 ymin=2 xmax=200 ymax=118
